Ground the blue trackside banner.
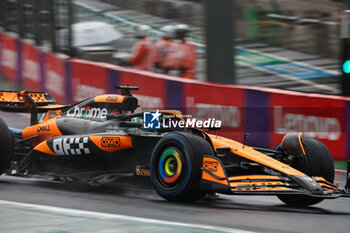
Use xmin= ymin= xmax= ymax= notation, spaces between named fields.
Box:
xmin=245 ymin=89 xmax=270 ymax=148
xmin=109 ymin=69 xmax=120 ymax=94
xmin=166 ymin=80 xmax=183 ymax=110
xmin=39 ymin=51 xmax=46 ymax=92
xmin=64 ymin=60 xmax=72 ymax=104
xmin=16 ymin=39 xmax=22 ymax=85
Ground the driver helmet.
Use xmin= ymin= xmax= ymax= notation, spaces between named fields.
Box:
xmin=160 ymin=25 xmax=175 ymax=39
xmin=135 ymin=25 xmax=151 ymax=38
xmin=174 ymin=24 xmax=190 ymax=39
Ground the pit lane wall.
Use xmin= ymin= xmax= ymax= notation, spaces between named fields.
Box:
xmin=0 ymin=32 xmax=349 ymax=160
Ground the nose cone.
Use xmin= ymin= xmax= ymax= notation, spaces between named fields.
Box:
xmin=290 ymin=175 xmax=324 ymax=195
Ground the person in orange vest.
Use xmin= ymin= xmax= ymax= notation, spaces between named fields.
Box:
xmin=150 ymin=25 xmax=175 ymax=74
xmin=169 ymin=24 xmax=196 ymax=79
xmin=129 ymin=25 xmax=152 ymax=71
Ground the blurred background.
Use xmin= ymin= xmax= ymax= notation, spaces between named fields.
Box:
xmin=1 ymin=0 xmax=350 ymax=95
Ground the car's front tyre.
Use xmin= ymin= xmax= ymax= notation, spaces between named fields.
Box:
xmin=277 ymin=134 xmax=334 ymax=206
xmin=150 ymin=132 xmax=214 ymax=202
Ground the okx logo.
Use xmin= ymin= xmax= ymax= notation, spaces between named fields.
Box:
xmin=143 ymin=110 xmax=161 ymax=129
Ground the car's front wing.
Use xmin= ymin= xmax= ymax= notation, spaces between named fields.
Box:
xmin=201 ymin=156 xmax=350 ymax=199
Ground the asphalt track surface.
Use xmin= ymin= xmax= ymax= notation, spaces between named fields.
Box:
xmin=1 ymin=111 xmax=350 ymax=233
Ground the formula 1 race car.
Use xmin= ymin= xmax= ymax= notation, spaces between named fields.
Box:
xmin=0 ymin=86 xmax=349 ymax=206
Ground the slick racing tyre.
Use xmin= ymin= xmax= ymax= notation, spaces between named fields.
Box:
xmin=277 ymin=136 xmax=334 ymax=206
xmin=150 ymin=132 xmax=214 ymax=202
xmin=0 ymin=117 xmax=14 ymax=175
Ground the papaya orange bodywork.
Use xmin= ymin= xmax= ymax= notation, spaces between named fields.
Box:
xmin=298 ymin=133 xmax=306 ymax=155
xmin=38 ymin=105 xmax=66 ymax=110
xmin=34 ymin=141 xmax=56 ymax=156
xmin=22 ymin=118 xmax=62 ymax=146
xmin=94 ymin=95 xmax=125 ymax=103
xmin=203 ymin=136 xmax=337 ymax=193
xmin=230 ymin=181 xmax=285 ymax=188
xmin=90 ymin=135 xmax=133 ymax=152
xmin=234 ymin=187 xmax=292 ymax=191
xmin=43 ymin=110 xmax=62 ymax=121
xmin=202 ymin=156 xmax=229 ymax=185
xmin=208 ymin=134 xmax=306 ymax=177
xmin=281 ymin=132 xmax=306 ymax=155
xmin=228 ymin=175 xmax=282 ymax=181
xmin=0 ymin=92 xmax=23 ymax=102
xmin=0 ymin=91 xmax=49 ymax=102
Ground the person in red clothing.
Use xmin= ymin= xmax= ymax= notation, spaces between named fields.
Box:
xmin=129 ymin=25 xmax=152 ymax=71
xmin=150 ymin=25 xmax=174 ymax=74
xmin=169 ymin=24 xmax=196 ymax=79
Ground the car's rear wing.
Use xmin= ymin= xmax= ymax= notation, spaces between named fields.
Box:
xmin=0 ymin=90 xmax=68 ymax=125
xmin=0 ymin=90 xmax=56 ymax=108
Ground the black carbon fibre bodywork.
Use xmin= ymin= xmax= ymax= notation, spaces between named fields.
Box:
xmin=29 ymin=130 xmax=163 ymax=178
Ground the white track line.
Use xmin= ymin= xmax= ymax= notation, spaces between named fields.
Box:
xmin=0 ymin=200 xmax=255 ymax=233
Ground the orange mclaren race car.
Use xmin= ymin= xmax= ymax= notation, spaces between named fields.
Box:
xmin=0 ymin=86 xmax=349 ymax=206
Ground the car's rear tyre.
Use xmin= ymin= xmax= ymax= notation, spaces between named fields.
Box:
xmin=277 ymin=136 xmax=334 ymax=206
xmin=150 ymin=132 xmax=214 ymax=202
xmin=0 ymin=118 xmax=14 ymax=175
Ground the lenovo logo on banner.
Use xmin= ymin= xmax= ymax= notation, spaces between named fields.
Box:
xmin=23 ymin=60 xmax=40 ymax=81
xmin=274 ymin=106 xmax=341 ymax=141
xmin=46 ymin=71 xmax=64 ymax=96
xmin=194 ymin=103 xmax=241 ymax=128
xmin=2 ymin=49 xmax=16 ymax=69
xmin=74 ymin=84 xmax=105 ymax=102
xmin=134 ymin=94 xmax=164 ymax=108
